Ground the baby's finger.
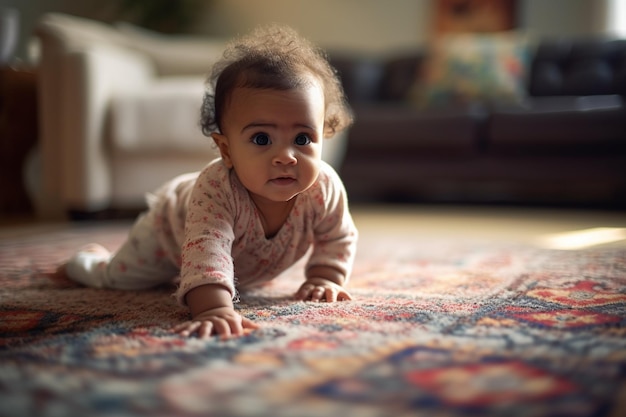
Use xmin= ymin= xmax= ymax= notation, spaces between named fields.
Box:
xmin=310 ymin=286 xmax=326 ymax=302
xmin=212 ymin=318 xmax=232 ymax=338
xmin=197 ymin=321 xmax=213 ymax=339
xmin=295 ymin=284 xmax=314 ymax=300
xmin=226 ymin=317 xmax=244 ymax=338
xmin=170 ymin=322 xmax=187 ymax=333
xmin=324 ymin=286 xmax=338 ymax=302
xmin=172 ymin=321 xmax=200 ymax=336
xmin=338 ymin=290 xmax=353 ymax=301
xmin=242 ymin=317 xmax=260 ymax=330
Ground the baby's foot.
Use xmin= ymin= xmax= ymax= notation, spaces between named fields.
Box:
xmin=56 ymin=244 xmax=109 ymax=278
xmin=64 ymin=244 xmax=111 ymax=288
xmin=78 ymin=243 xmax=110 ymax=256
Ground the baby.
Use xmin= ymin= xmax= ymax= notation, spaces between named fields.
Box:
xmin=61 ymin=24 xmax=358 ymax=339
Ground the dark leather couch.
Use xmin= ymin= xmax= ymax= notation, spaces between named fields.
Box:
xmin=330 ymin=38 xmax=626 ymax=207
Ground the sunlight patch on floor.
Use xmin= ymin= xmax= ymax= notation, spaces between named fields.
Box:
xmin=535 ymin=227 xmax=626 ymax=250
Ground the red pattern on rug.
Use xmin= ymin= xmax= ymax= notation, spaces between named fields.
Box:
xmin=1 ymin=221 xmax=625 ymax=417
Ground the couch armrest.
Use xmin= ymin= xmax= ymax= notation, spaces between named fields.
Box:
xmin=37 ymin=42 xmax=154 ymax=218
xmin=34 ymin=13 xmax=229 ymax=218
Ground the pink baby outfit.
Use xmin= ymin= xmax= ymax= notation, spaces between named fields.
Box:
xmin=64 ymin=159 xmax=358 ymax=305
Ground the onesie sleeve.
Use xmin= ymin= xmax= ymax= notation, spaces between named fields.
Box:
xmin=306 ymin=163 xmax=358 ymax=284
xmin=176 ymin=162 xmax=238 ymax=305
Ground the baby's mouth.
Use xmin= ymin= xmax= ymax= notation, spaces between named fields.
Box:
xmin=270 ymin=176 xmax=296 ymax=186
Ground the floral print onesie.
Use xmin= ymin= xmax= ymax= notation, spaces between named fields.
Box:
xmin=65 ymin=158 xmax=358 ymax=305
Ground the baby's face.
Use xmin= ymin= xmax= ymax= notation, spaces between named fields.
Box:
xmin=212 ymin=80 xmax=325 ymax=206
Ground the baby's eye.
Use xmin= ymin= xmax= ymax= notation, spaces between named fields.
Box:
xmin=294 ymin=134 xmax=312 ymax=146
xmin=252 ymin=133 xmax=271 ymax=146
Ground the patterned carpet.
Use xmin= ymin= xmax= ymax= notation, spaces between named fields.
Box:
xmin=1 ymin=219 xmax=625 ymax=417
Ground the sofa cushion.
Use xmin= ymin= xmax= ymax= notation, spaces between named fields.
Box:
xmin=487 ymin=95 xmax=626 ymax=153
xmin=530 ymin=39 xmax=626 ymax=96
xmin=36 ymin=15 xmax=226 ymax=77
xmin=115 ymin=23 xmax=227 ymax=76
xmin=110 ymin=76 xmax=213 ymax=154
xmin=36 ymin=13 xmax=129 ymax=52
xmin=411 ymin=32 xmax=532 ymax=108
xmin=347 ymin=103 xmax=487 ymax=155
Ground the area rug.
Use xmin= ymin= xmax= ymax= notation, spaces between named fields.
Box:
xmin=1 ymin=220 xmax=625 ymax=417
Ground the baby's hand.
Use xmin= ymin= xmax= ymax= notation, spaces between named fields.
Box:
xmin=171 ymin=306 xmax=259 ymax=339
xmin=295 ymin=277 xmax=352 ymax=302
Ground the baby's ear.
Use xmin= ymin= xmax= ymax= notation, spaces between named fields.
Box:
xmin=211 ymin=133 xmax=233 ymax=168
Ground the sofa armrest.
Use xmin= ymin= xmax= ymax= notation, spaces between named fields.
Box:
xmin=37 ymin=42 xmax=155 ymax=218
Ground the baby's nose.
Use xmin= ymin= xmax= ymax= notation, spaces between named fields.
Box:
xmin=273 ymin=146 xmax=297 ymax=165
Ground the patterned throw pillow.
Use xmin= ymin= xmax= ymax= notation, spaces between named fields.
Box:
xmin=411 ymin=32 xmax=532 ymax=108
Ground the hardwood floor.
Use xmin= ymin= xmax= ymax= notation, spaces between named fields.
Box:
xmin=351 ymin=204 xmax=626 ymax=249
xmin=2 ymin=204 xmax=625 ymax=249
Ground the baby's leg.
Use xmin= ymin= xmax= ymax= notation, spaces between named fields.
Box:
xmin=64 ymin=213 xmax=179 ymax=290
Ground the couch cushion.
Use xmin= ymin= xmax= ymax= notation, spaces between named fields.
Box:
xmin=110 ymin=76 xmax=213 ymax=154
xmin=530 ymin=39 xmax=626 ymax=96
xmin=36 ymin=14 xmax=227 ymax=77
xmin=115 ymin=23 xmax=227 ymax=76
xmin=411 ymin=32 xmax=533 ymax=108
xmin=347 ymin=103 xmax=487 ymax=155
xmin=36 ymin=13 xmax=129 ymax=52
xmin=487 ymin=95 xmax=626 ymax=153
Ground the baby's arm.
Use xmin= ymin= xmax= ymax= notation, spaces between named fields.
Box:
xmin=172 ymin=284 xmax=259 ymax=338
xmin=297 ymin=166 xmax=357 ymax=303
xmin=295 ymin=265 xmax=352 ymax=302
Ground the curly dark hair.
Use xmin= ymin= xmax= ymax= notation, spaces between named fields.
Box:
xmin=200 ymin=24 xmax=353 ymax=138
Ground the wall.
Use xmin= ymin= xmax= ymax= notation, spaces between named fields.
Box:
xmin=519 ymin=0 xmax=599 ymax=37
xmin=0 ymin=0 xmax=617 ymax=63
xmin=194 ymin=0 xmax=432 ymax=55
xmin=196 ymin=0 xmax=607 ymax=54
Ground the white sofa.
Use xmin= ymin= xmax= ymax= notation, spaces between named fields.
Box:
xmin=32 ymin=13 xmax=347 ymax=219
